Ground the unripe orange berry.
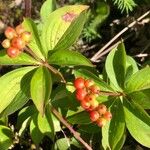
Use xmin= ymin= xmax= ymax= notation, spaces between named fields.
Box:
xmin=81 ymin=100 xmax=90 ymax=110
xmin=96 ymin=117 xmax=107 ymax=127
xmin=7 ymin=47 xmax=20 ymax=58
xmin=96 ymin=104 xmax=107 ymax=115
xmin=21 ymin=31 xmax=31 ymax=43
xmin=74 ymin=77 xmax=85 ymax=89
xmin=88 ymin=100 xmax=99 ymax=111
xmin=1 ymin=39 xmax=11 ymax=48
xmin=84 ymin=94 xmax=96 ymax=102
xmin=84 ymin=79 xmax=94 ymax=88
xmin=76 ymin=88 xmax=87 ymax=101
xmin=104 ymin=111 xmax=112 ymax=121
xmin=15 ymin=24 xmax=25 ymax=34
xmin=5 ymin=27 xmax=17 ymax=39
xmin=89 ymin=85 xmax=100 ymax=94
xmin=89 ymin=111 xmax=100 ymax=122
xmin=11 ymin=37 xmax=26 ymax=49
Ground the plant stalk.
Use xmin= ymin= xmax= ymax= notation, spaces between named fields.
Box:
xmin=24 ymin=0 xmax=32 ymax=17
xmin=51 ymin=107 xmax=93 ymax=150
xmin=90 ymin=10 xmax=150 ymax=62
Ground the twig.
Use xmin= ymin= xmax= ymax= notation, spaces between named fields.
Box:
xmin=24 ymin=0 xmax=32 ymax=17
xmin=94 ymin=33 xmax=133 ymax=62
xmin=51 ymin=107 xmax=93 ymax=150
xmin=90 ymin=10 xmax=150 ymax=62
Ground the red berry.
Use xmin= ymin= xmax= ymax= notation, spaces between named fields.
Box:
xmin=84 ymin=94 xmax=96 ymax=102
xmin=96 ymin=117 xmax=107 ymax=127
xmin=84 ymin=79 xmax=94 ymax=88
xmin=15 ymin=24 xmax=25 ymax=34
xmin=96 ymin=104 xmax=107 ymax=115
xmin=11 ymin=37 xmax=26 ymax=49
xmin=88 ymin=100 xmax=99 ymax=111
xmin=89 ymin=111 xmax=100 ymax=122
xmin=21 ymin=31 xmax=31 ymax=43
xmin=81 ymin=100 xmax=90 ymax=110
xmin=74 ymin=77 xmax=85 ymax=89
xmin=89 ymin=85 xmax=100 ymax=94
xmin=7 ymin=47 xmax=20 ymax=58
xmin=1 ymin=39 xmax=11 ymax=48
xmin=5 ymin=27 xmax=17 ymax=39
xmin=76 ymin=88 xmax=87 ymax=101
xmin=104 ymin=111 xmax=112 ymax=121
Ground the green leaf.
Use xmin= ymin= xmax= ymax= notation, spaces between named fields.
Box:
xmin=125 ymin=56 xmax=138 ymax=82
xmin=102 ymin=99 xmax=125 ymax=150
xmin=74 ymin=68 xmax=114 ymax=91
xmin=0 ymin=66 xmax=36 ymax=114
xmin=67 ymin=111 xmax=91 ymax=124
xmin=79 ymin=123 xmax=100 ymax=133
xmin=31 ymin=66 xmax=52 ymax=115
xmin=37 ymin=105 xmax=54 ymax=140
xmin=0 ymin=70 xmax=35 ymax=117
xmin=40 ymin=0 xmax=56 ymax=22
xmin=105 ymin=42 xmax=126 ymax=91
xmin=30 ymin=114 xmax=44 ymax=145
xmin=17 ymin=105 xmax=37 ymax=130
xmin=123 ymin=99 xmax=150 ymax=148
xmin=126 ymin=67 xmax=150 ymax=93
xmin=22 ymin=18 xmax=45 ymax=59
xmin=48 ymin=49 xmax=93 ymax=66
xmin=41 ymin=5 xmax=89 ymax=55
xmin=55 ymin=138 xmax=70 ymax=150
xmin=0 ymin=125 xmax=13 ymax=150
xmin=127 ymin=89 xmax=150 ymax=109
xmin=18 ymin=117 xmax=31 ymax=136
xmin=0 ymin=50 xmax=39 ymax=65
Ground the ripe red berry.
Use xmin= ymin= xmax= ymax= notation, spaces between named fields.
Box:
xmin=104 ymin=111 xmax=112 ymax=121
xmin=84 ymin=94 xmax=96 ymax=102
xmin=89 ymin=111 xmax=100 ymax=122
xmin=74 ymin=77 xmax=85 ymax=89
xmin=76 ymin=88 xmax=87 ymax=101
xmin=21 ymin=31 xmax=31 ymax=43
xmin=11 ymin=37 xmax=26 ymax=49
xmin=96 ymin=104 xmax=107 ymax=115
xmin=5 ymin=27 xmax=17 ymax=39
xmin=15 ymin=24 xmax=25 ymax=34
xmin=84 ymin=79 xmax=94 ymax=88
xmin=89 ymin=85 xmax=100 ymax=94
xmin=7 ymin=47 xmax=20 ymax=58
xmin=1 ymin=39 xmax=11 ymax=48
xmin=96 ymin=117 xmax=107 ymax=127
xmin=81 ymin=100 xmax=90 ymax=110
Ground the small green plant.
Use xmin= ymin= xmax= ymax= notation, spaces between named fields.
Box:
xmin=0 ymin=0 xmax=150 ymax=149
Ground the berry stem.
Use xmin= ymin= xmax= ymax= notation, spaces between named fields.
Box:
xmin=99 ymin=90 xmax=124 ymax=97
xmin=51 ymin=107 xmax=93 ymax=150
xmin=24 ymin=47 xmax=66 ymax=83
xmin=24 ymin=47 xmax=43 ymax=62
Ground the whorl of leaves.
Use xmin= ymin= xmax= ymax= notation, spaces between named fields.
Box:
xmin=111 ymin=0 xmax=137 ymax=13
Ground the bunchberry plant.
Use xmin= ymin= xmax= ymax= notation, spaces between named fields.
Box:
xmin=0 ymin=0 xmax=150 ymax=150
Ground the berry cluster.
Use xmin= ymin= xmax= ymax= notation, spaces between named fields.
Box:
xmin=1 ymin=25 xmax=31 ymax=58
xmin=74 ymin=77 xmax=112 ymax=127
